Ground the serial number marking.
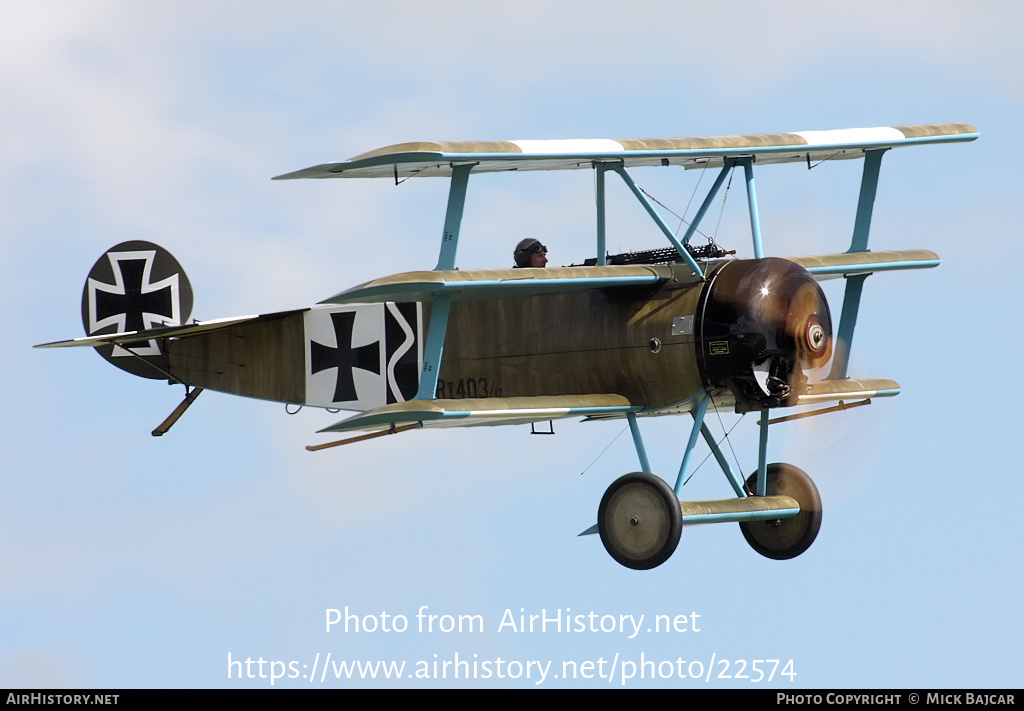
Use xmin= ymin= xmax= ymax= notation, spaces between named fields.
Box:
xmin=713 ymin=658 xmax=795 ymax=682
xmin=435 ymin=378 xmax=502 ymax=399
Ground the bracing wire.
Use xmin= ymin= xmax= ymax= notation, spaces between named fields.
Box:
xmin=711 ymin=169 xmax=734 ymax=244
xmin=640 ymin=187 xmax=717 ymax=245
xmin=681 ymin=408 xmax=746 ymax=487
xmin=806 ymin=150 xmax=842 ymax=170
xmin=639 ymin=163 xmax=736 ymax=249
xmin=580 ymin=400 xmax=748 ymax=488
xmin=677 ymin=161 xmax=708 ymax=236
xmin=712 ymin=393 xmax=747 ymax=483
xmin=579 ymin=424 xmax=629 ymax=476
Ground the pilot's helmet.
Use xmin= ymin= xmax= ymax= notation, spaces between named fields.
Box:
xmin=514 ymin=238 xmax=547 ymax=267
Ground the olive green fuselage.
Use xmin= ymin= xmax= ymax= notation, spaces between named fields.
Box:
xmin=164 ymin=263 xmax=712 ymax=411
xmin=436 ymin=276 xmax=704 ymax=408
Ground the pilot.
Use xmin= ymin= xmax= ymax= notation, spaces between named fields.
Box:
xmin=513 ymin=238 xmax=548 ymax=268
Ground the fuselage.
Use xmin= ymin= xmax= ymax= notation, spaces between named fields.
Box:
xmin=435 ymin=265 xmax=704 ymax=409
xmin=163 ymin=258 xmax=831 ymax=416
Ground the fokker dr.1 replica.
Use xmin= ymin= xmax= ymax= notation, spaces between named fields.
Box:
xmin=37 ymin=123 xmax=977 ymax=569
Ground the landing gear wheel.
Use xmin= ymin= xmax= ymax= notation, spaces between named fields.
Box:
xmin=740 ymin=463 xmax=821 ymax=560
xmin=598 ymin=472 xmax=682 ymax=570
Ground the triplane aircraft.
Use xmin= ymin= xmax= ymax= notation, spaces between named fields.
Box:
xmin=38 ymin=123 xmax=977 ymax=569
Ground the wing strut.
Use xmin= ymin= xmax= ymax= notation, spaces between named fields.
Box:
xmin=673 ymin=393 xmax=709 ymax=496
xmin=699 ymin=422 xmax=747 ymax=497
xmin=757 ymin=408 xmax=770 ymax=496
xmin=593 ymin=158 xmax=761 ymax=272
xmin=416 ymin=162 xmax=475 ymax=401
xmin=435 ymin=163 xmax=474 ymax=270
xmin=679 ymin=163 xmax=732 ymax=248
xmin=626 ymin=412 xmax=651 ymax=473
xmin=594 ymin=163 xmax=610 ymax=266
xmin=414 ymin=294 xmax=451 ymax=401
xmin=605 ymin=164 xmax=705 ymax=278
xmin=739 ymin=158 xmax=765 ymax=259
xmin=830 ymin=148 xmax=887 ymax=380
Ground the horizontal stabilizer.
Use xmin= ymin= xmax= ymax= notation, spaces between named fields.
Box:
xmin=275 ymin=123 xmax=978 ymax=181
xmin=321 ymin=266 xmax=665 ymax=305
xmin=319 ymin=394 xmax=638 ymax=433
xmin=34 ymin=310 xmax=306 ymax=349
xmin=789 ymin=250 xmax=940 ymax=280
xmin=797 ymin=378 xmax=900 ymax=405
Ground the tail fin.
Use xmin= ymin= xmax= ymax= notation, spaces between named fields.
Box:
xmin=81 ymin=240 xmax=193 ymax=379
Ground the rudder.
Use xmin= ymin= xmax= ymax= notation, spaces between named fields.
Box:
xmin=81 ymin=240 xmax=193 ymax=379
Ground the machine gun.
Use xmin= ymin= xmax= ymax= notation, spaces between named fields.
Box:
xmin=575 ymin=243 xmax=735 ymax=267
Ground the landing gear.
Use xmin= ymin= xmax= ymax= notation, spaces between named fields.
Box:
xmin=598 ymin=472 xmax=682 ymax=570
xmin=739 ymin=463 xmax=822 ymax=560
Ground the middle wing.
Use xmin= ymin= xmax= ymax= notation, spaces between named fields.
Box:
xmin=789 ymin=249 xmax=940 ymax=279
xmin=319 ymin=265 xmax=667 ymax=305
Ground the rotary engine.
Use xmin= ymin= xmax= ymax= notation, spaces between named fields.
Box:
xmin=696 ymin=258 xmax=832 ymax=412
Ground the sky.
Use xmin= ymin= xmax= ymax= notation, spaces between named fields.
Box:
xmin=2 ymin=0 xmax=1021 ymax=689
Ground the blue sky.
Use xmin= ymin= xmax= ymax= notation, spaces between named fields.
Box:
xmin=3 ymin=1 xmax=1021 ymax=688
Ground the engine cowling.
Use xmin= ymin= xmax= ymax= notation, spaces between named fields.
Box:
xmin=696 ymin=258 xmax=832 ymax=412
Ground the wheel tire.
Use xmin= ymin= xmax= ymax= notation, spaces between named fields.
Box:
xmin=598 ymin=472 xmax=682 ymax=570
xmin=740 ymin=463 xmax=822 ymax=560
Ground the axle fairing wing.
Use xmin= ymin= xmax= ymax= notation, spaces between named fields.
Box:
xmin=274 ymin=123 xmax=977 ymax=181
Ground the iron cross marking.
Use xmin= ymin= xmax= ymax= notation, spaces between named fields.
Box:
xmin=310 ymin=311 xmax=381 ymax=403
xmin=93 ymin=257 xmax=176 ymax=333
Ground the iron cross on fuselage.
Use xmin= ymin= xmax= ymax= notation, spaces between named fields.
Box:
xmin=309 ymin=310 xmax=380 ymax=403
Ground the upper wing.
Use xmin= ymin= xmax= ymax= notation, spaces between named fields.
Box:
xmin=274 ymin=123 xmax=978 ymax=181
